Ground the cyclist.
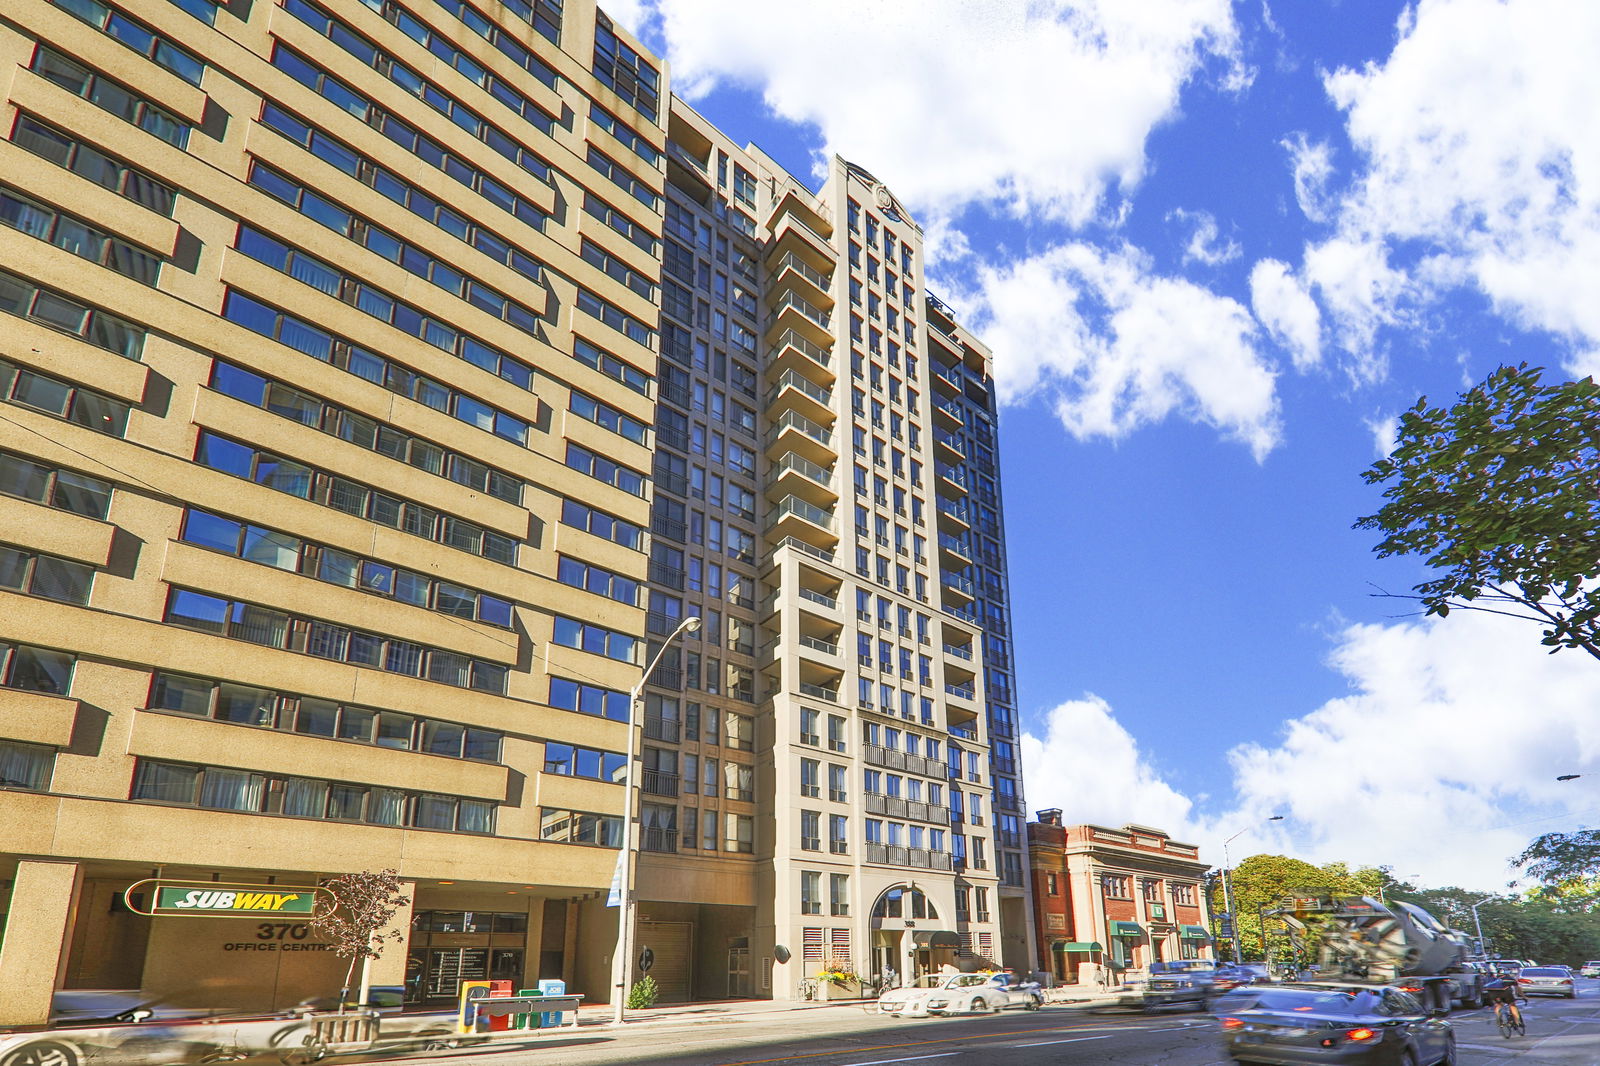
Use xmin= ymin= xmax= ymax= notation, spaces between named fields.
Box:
xmin=1483 ymin=970 xmax=1524 ymax=1030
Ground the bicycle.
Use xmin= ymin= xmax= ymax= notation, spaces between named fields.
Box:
xmin=1494 ymin=999 xmax=1526 ymax=1038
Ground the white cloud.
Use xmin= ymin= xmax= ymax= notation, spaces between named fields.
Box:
xmin=972 ymin=241 xmax=1282 ymax=459
xmin=1300 ymin=236 xmax=1416 ymax=383
xmin=1248 ymin=258 xmax=1322 ymax=370
xmin=1172 ymin=208 xmax=1243 ymax=266
xmin=1284 ymin=133 xmax=1336 ymax=224
xmin=1228 ymin=610 xmax=1600 ymax=889
xmin=1308 ymin=0 xmax=1600 ymax=371
xmin=1021 ymin=611 xmax=1600 ymax=890
xmin=1021 ymin=696 xmax=1198 ymax=832
xmin=652 ymin=0 xmax=1243 ymax=225
xmin=1363 ymin=412 xmax=1400 ymax=458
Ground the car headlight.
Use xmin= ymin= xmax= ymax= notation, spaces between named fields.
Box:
xmin=928 ymin=998 xmax=947 ymax=1007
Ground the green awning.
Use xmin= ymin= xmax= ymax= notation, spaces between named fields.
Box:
xmin=1180 ymin=925 xmax=1212 ymax=940
xmin=1051 ymin=941 xmax=1102 ymax=952
xmin=1109 ymin=921 xmax=1143 ymax=937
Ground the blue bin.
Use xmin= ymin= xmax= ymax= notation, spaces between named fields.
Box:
xmin=537 ymin=979 xmax=565 ymax=1028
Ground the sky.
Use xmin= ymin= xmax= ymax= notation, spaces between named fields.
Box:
xmin=612 ymin=0 xmax=1600 ymax=892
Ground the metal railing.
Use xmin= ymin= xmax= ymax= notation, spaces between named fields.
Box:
xmin=798 ymin=634 xmax=839 ymax=655
xmin=942 ymin=642 xmax=973 ymax=661
xmin=797 ymin=587 xmax=838 ymax=610
xmin=772 ymin=251 xmax=832 ymax=292
xmin=643 ymin=715 xmax=680 ymax=742
xmin=767 ymin=369 xmax=832 ymax=411
xmin=768 ymin=494 xmax=835 ymax=531
xmin=799 ymin=682 xmax=838 ymax=702
xmin=769 ymin=329 xmax=832 ymax=371
xmin=771 ymin=451 xmax=834 ymax=489
xmin=772 ymin=535 xmax=836 ymax=564
xmin=768 ymin=289 xmax=830 ymax=332
xmin=641 ymin=771 xmax=679 ymax=797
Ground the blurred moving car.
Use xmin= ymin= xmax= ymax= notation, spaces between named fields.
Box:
xmin=1141 ymin=960 xmax=1216 ymax=1013
xmin=1519 ymin=966 xmax=1577 ymax=998
xmin=1219 ymin=983 xmax=1454 ymax=1065
xmin=1579 ymin=960 xmax=1600 ymax=978
xmin=876 ymin=972 xmax=1041 ymax=1017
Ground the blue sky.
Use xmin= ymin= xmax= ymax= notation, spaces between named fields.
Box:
xmin=616 ymin=0 xmax=1600 ymax=889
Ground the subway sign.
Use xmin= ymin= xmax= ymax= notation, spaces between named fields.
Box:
xmin=124 ymin=879 xmax=330 ymax=919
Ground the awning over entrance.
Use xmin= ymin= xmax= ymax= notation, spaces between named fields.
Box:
xmin=1109 ymin=921 xmax=1143 ymax=937
xmin=911 ymin=930 xmax=961 ymax=948
xmin=1052 ymin=941 xmax=1102 ymax=952
xmin=1180 ymin=925 xmax=1212 ymax=940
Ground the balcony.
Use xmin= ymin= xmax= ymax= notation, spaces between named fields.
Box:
xmin=799 ymin=682 xmax=839 ymax=702
xmin=641 ymin=826 xmax=679 ymax=853
xmin=767 ymin=494 xmax=837 ymax=549
xmin=934 ymin=429 xmax=966 ymax=461
xmin=765 ymin=409 xmax=835 ymax=465
xmin=768 ymin=209 xmax=834 ymax=266
xmin=798 ymin=634 xmax=839 ymax=657
xmin=651 ymin=514 xmax=686 ymax=542
xmin=933 ymin=398 xmax=965 ymax=427
xmin=641 ymin=771 xmax=679 ymax=797
xmin=942 ymin=642 xmax=973 ymax=661
xmin=766 ymin=369 xmax=834 ymax=424
xmin=766 ymin=289 xmax=832 ymax=347
xmin=769 ymin=450 xmax=837 ymax=506
xmin=941 ymin=571 xmax=976 ymax=606
xmin=770 ymin=180 xmax=834 ymax=236
xmin=945 ymin=683 xmax=976 ymax=703
xmin=771 ymin=251 xmax=834 ymax=305
xmin=938 ymin=534 xmax=973 ymax=565
xmin=937 ymin=498 xmax=971 ymax=529
xmin=768 ymin=329 xmax=835 ymax=384
xmin=797 ymin=586 xmax=839 ymax=611
xmin=643 ymin=715 xmax=680 ymax=742
xmin=769 ymin=535 xmax=836 ymax=567
xmin=865 ymin=843 xmax=953 ymax=871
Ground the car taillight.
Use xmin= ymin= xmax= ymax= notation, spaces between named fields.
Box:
xmin=1345 ymin=1028 xmax=1377 ymax=1042
xmin=1400 ymin=984 xmax=1422 ymax=994
xmin=1221 ymin=1017 xmax=1245 ymax=1030
xmin=1519 ymin=978 xmax=1532 ymax=984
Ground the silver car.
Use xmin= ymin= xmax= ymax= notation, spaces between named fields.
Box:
xmin=1518 ymin=966 xmax=1577 ymax=998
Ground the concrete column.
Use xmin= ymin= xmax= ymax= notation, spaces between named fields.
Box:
xmin=0 ymin=860 xmax=81 ymax=1026
xmin=363 ymin=879 xmax=416 ymax=996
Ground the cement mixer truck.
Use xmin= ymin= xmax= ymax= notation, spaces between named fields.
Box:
xmin=1265 ymin=896 xmax=1485 ymax=1011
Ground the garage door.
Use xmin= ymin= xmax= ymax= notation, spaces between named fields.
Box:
xmin=637 ymin=922 xmax=693 ymax=1003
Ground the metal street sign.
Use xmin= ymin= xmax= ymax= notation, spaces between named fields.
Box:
xmin=638 ymin=947 xmax=654 ymax=973
xmin=124 ymin=879 xmax=329 ymax=918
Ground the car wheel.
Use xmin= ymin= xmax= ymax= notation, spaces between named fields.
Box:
xmin=0 ymin=1042 xmax=81 ymax=1066
xmin=1437 ymin=1036 xmax=1458 ymax=1065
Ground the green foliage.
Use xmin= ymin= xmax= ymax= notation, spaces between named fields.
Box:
xmin=1355 ymin=364 xmax=1600 ymax=661
xmin=626 ymin=975 xmax=659 ymax=1009
xmin=1514 ymin=829 xmax=1600 ymax=886
xmin=1220 ymin=856 xmax=1406 ymax=964
xmin=310 ymin=869 xmax=410 ymax=1009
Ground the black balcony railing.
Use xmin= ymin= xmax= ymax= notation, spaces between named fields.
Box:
xmin=641 ymin=771 xmax=679 ymax=797
xmin=641 ymin=827 xmax=677 ymax=853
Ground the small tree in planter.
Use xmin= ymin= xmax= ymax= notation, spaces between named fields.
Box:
xmin=626 ymin=975 xmax=659 ymax=1009
xmin=310 ymin=869 xmax=410 ymax=1011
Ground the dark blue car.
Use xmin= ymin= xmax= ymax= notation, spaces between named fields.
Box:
xmin=1221 ymin=982 xmax=1455 ymax=1065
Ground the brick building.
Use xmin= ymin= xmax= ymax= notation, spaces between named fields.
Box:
xmin=1027 ymin=811 xmax=1213 ymax=983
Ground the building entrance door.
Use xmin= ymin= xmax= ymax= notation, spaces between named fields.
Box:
xmin=727 ymin=941 xmax=750 ymax=998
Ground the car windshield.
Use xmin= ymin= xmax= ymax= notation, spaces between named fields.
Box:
xmin=1522 ymin=968 xmax=1567 ymax=976
xmin=1244 ymin=988 xmax=1375 ymax=1016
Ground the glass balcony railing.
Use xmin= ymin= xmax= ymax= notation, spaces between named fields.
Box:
xmin=772 ymin=535 xmax=836 ymax=564
xmin=767 ymin=369 xmax=832 ymax=410
xmin=799 ymin=681 xmax=838 ymax=702
xmin=770 ymin=329 xmax=833 ymax=370
xmin=942 ymin=642 xmax=973 ymax=661
xmin=798 ymin=587 xmax=838 ymax=609
xmin=768 ymin=289 xmax=830 ymax=332
xmin=771 ymin=451 xmax=834 ymax=489
xmin=767 ymin=409 xmax=834 ymax=449
xmin=768 ymin=494 xmax=835 ymax=531
xmin=772 ymin=251 xmax=832 ymax=292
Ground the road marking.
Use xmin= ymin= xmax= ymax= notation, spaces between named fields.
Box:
xmin=839 ymin=1056 xmax=957 ymax=1066
xmin=710 ymin=1020 xmax=1160 ymax=1066
xmin=1012 ymin=1036 xmax=1113 ymax=1048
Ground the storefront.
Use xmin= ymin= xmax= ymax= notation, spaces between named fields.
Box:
xmin=404 ymin=910 xmax=529 ymax=1004
xmin=1108 ymin=921 xmax=1144 ymax=968
xmin=1049 ymin=940 xmax=1101 ymax=983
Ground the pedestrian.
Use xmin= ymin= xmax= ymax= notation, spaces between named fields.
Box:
xmin=882 ymin=965 xmax=897 ymax=991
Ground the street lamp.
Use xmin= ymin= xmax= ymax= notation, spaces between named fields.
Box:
xmin=1468 ymin=896 xmax=1495 ymax=956
xmin=1221 ymin=816 xmax=1284 ymax=964
xmin=612 ymin=615 xmax=701 ymax=1025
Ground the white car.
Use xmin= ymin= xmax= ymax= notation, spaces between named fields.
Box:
xmin=876 ymin=973 xmax=1042 ymax=1017
xmin=1579 ymin=961 xmax=1600 ymax=979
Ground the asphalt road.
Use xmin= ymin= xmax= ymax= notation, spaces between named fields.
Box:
xmin=349 ymin=978 xmax=1600 ymax=1066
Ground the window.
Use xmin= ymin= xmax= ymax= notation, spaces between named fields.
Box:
xmin=589 ymin=102 xmax=660 ymax=167
xmin=828 ymin=764 xmax=847 ymax=803
xmin=0 ymin=449 xmax=112 ymax=519
xmin=801 ymin=870 xmax=821 ymax=915
xmin=1141 ymin=879 xmax=1162 ymax=902
xmin=566 ymin=442 xmax=646 ymax=496
xmin=561 ymin=498 xmax=643 ymax=551
xmin=542 ymin=742 xmax=626 ymax=783
xmin=828 ymin=814 xmax=848 ymax=854
xmin=548 ymin=677 xmax=629 ymax=722
xmin=0 ymin=739 xmax=54 ymax=790
xmin=1173 ymin=883 xmax=1196 ymax=905
xmin=0 ymin=266 xmax=144 ymax=359
xmin=551 ymin=616 xmax=638 ymax=663
xmin=1 ymin=185 xmax=162 ymax=285
xmin=556 ymin=555 xmax=639 ymax=605
xmin=593 ymin=10 xmax=660 ymax=120
xmin=827 ymin=715 xmax=846 ymax=752
xmin=799 ymin=707 xmax=820 ymax=746
xmin=1046 ymin=873 xmax=1059 ymax=896
xmin=130 ymin=758 xmax=494 ymax=831
xmin=1102 ymin=875 xmax=1132 ymax=899
xmin=2 ymin=640 xmax=75 ymax=694
xmin=539 ymin=807 xmax=623 ymax=847
xmin=800 ymin=809 xmax=820 ymax=851
xmin=573 ymin=336 xmax=651 ymax=397
xmin=829 ymin=873 xmax=849 ymax=916
xmin=50 ymin=0 xmax=206 ymax=84
xmin=725 ymin=813 xmax=753 ymax=853
xmin=0 ymin=544 xmax=93 ymax=605
xmin=10 ymin=114 xmax=174 ymax=218
xmin=800 ymin=759 xmax=819 ymax=799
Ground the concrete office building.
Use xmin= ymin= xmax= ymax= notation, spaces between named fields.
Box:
xmin=0 ymin=0 xmax=1030 ymax=1023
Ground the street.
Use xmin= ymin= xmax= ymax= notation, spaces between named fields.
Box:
xmin=348 ymin=980 xmax=1600 ymax=1066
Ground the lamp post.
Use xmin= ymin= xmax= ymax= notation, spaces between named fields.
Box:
xmin=612 ymin=615 xmax=700 ymax=1025
xmin=1468 ymin=896 xmax=1494 ymax=956
xmin=1220 ymin=815 xmax=1283 ymax=964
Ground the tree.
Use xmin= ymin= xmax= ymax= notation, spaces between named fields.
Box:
xmin=1355 ymin=364 xmax=1600 ymax=662
xmin=1513 ymin=829 xmax=1600 ymax=888
xmin=309 ymin=869 xmax=410 ymax=1009
xmin=1223 ymin=856 xmax=1379 ymax=965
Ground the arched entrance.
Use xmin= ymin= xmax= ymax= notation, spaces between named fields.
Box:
xmin=868 ymin=884 xmax=959 ymax=987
